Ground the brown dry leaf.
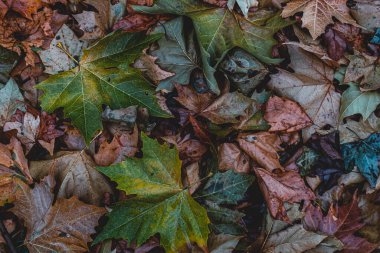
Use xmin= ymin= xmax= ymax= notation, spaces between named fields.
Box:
xmin=183 ymin=162 xmax=201 ymax=195
xmin=0 ymin=174 xmax=24 ymax=206
xmin=282 ymin=0 xmax=358 ymax=40
xmin=254 ymin=167 xmax=315 ymax=221
xmin=7 ymin=137 xmax=32 ymax=183
xmin=344 ymin=52 xmax=380 ymax=91
xmin=162 ymin=134 xmax=208 ymax=163
xmin=0 ymin=8 xmax=67 ymax=65
xmin=238 ymin=132 xmax=283 ymax=173
xmin=264 ymin=95 xmax=312 ymax=133
xmin=63 ymin=126 xmax=86 ymax=150
xmin=268 ymin=45 xmax=340 ymax=141
xmin=30 ymin=151 xmax=112 ymax=205
xmin=94 ymin=126 xmax=139 ymax=166
xmin=133 ymin=49 xmax=175 ymax=85
xmin=11 ymin=176 xmax=106 ymax=253
xmin=175 ymin=84 xmax=214 ymax=114
xmin=0 ymin=143 xmax=13 ymax=168
xmin=201 ymin=92 xmax=255 ymax=124
xmin=113 ymin=12 xmax=164 ymax=32
xmin=4 ymin=0 xmax=42 ymax=19
xmin=218 ymin=143 xmax=250 ymax=173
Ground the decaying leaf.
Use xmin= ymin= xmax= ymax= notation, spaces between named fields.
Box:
xmin=268 ymin=45 xmax=340 ymax=140
xmin=342 ymin=133 xmax=380 ymax=187
xmin=201 ymin=92 xmax=256 ymax=124
xmin=0 ymin=78 xmax=25 ymax=127
xmin=238 ymin=132 xmax=284 ymax=172
xmin=282 ymin=0 xmax=358 ymax=40
xmin=30 ymin=151 xmax=113 ymax=205
xmin=11 ymin=176 xmax=106 ymax=253
xmin=303 ymin=194 xmax=377 ymax=252
xmin=254 ymin=167 xmax=315 ymax=221
xmin=264 ymin=95 xmax=312 ymax=133
xmin=218 ymin=143 xmax=250 ymax=173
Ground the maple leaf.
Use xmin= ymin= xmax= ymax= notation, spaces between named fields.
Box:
xmin=268 ymin=45 xmax=341 ymax=141
xmin=282 ymin=0 xmax=358 ymax=40
xmin=30 ymin=151 xmax=113 ymax=205
xmin=37 ymin=31 xmax=170 ymax=143
xmin=11 ymin=176 xmax=106 ymax=253
xmin=94 ymin=134 xmax=210 ymax=253
xmin=134 ymin=0 xmax=290 ymax=94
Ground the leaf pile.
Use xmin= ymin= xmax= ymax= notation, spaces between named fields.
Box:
xmin=1 ymin=0 xmax=380 ymax=253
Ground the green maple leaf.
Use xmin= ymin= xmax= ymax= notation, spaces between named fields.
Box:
xmin=37 ymin=31 xmax=170 ymax=143
xmin=94 ymin=134 xmax=210 ymax=253
xmin=134 ymin=0 xmax=289 ymax=94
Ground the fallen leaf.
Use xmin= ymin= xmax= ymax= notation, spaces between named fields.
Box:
xmin=339 ymin=114 xmax=380 ymax=144
xmin=0 ymin=78 xmax=25 ymax=127
xmin=282 ymin=0 xmax=358 ymax=40
xmin=340 ymin=84 xmax=380 ymax=121
xmin=263 ymin=224 xmax=328 ymax=253
xmin=218 ymin=143 xmax=250 ymax=173
xmin=264 ymin=95 xmax=312 ymax=133
xmin=322 ymin=27 xmax=347 ymax=61
xmin=219 ymin=49 xmax=268 ymax=95
xmin=350 ymin=0 xmax=380 ymax=31
xmin=0 ymin=8 xmax=67 ymax=65
xmin=0 ymin=143 xmax=12 ymax=168
xmin=183 ymin=162 xmax=201 ymax=195
xmin=134 ymin=0 xmax=290 ymax=93
xmin=228 ymin=0 xmax=259 ymax=18
xmin=149 ymin=17 xmax=202 ymax=92
xmin=344 ymin=52 xmax=380 ymax=91
xmin=37 ymin=31 xmax=170 ymax=143
xmin=7 ymin=137 xmax=31 ymax=182
xmin=238 ymin=132 xmax=284 ymax=173
xmin=198 ymin=170 xmax=254 ymax=205
xmin=11 ymin=176 xmax=106 ymax=253
xmin=133 ymin=48 xmax=174 ymax=85
xmin=38 ymin=24 xmax=88 ymax=74
xmin=254 ymin=167 xmax=315 ymax=221
xmin=94 ymin=126 xmax=138 ymax=166
xmin=201 ymin=92 xmax=255 ymax=124
xmin=95 ymin=134 xmax=210 ymax=253
xmin=175 ymin=84 xmax=214 ymax=114
xmin=341 ymin=133 xmax=380 ymax=187
xmin=192 ymin=233 xmax=242 ymax=253
xmin=268 ymin=45 xmax=340 ymax=140
xmin=4 ymin=112 xmax=40 ymax=153
xmin=303 ymin=194 xmax=377 ymax=253
xmin=0 ymin=46 xmax=18 ymax=83
xmin=0 ymin=174 xmax=23 ymax=206
xmin=30 ymin=151 xmax=112 ymax=205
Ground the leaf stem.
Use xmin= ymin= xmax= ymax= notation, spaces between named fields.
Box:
xmin=56 ymin=42 xmax=80 ymax=66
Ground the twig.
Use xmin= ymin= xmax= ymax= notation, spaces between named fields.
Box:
xmin=0 ymin=218 xmax=17 ymax=253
